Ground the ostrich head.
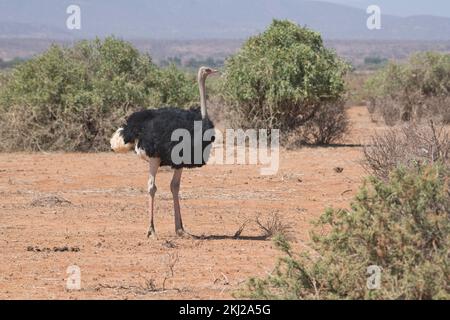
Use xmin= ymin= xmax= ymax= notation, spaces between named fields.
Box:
xmin=198 ymin=66 xmax=219 ymax=81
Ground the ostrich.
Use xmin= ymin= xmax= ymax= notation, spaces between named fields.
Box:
xmin=110 ymin=66 xmax=218 ymax=238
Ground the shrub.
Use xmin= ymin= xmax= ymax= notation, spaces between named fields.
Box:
xmin=344 ymin=72 xmax=371 ymax=107
xmin=0 ymin=37 xmax=197 ymax=152
xmin=221 ymin=20 xmax=349 ymax=145
xmin=239 ymin=165 xmax=450 ymax=300
xmin=0 ymin=71 xmax=9 ymax=89
xmin=256 ymin=212 xmax=293 ymax=240
xmin=297 ymin=99 xmax=348 ymax=145
xmin=151 ymin=64 xmax=198 ymax=108
xmin=364 ymin=122 xmax=450 ymax=180
xmin=365 ymin=52 xmax=450 ymax=125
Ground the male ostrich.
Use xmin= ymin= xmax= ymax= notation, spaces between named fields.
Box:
xmin=110 ymin=67 xmax=218 ymax=238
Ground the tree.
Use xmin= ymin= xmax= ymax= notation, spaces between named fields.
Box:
xmin=0 ymin=37 xmax=197 ymax=151
xmin=221 ymin=20 xmax=349 ymax=144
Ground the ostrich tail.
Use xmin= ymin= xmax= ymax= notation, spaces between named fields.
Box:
xmin=111 ymin=109 xmax=154 ymax=153
xmin=110 ymin=128 xmax=135 ymax=153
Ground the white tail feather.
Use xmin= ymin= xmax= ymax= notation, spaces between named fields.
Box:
xmin=110 ymin=128 xmax=135 ymax=153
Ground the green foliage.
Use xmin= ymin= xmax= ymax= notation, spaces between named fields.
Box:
xmin=151 ymin=64 xmax=198 ymax=108
xmin=221 ymin=20 xmax=349 ymax=144
xmin=239 ymin=165 xmax=450 ymax=300
xmin=365 ymin=52 xmax=450 ymax=125
xmin=0 ymin=37 xmax=197 ymax=151
xmin=0 ymin=71 xmax=9 ymax=91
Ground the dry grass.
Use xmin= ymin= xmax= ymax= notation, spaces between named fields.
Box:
xmin=256 ymin=212 xmax=292 ymax=240
xmin=364 ymin=121 xmax=450 ymax=179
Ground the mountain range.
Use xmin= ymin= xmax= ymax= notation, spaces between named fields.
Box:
xmin=1 ymin=0 xmax=450 ymax=40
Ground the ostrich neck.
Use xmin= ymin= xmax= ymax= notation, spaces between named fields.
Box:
xmin=199 ymin=76 xmax=208 ymax=119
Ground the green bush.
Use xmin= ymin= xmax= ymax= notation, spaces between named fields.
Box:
xmin=0 ymin=37 xmax=197 ymax=151
xmin=151 ymin=64 xmax=198 ymax=108
xmin=365 ymin=52 xmax=450 ymax=125
xmin=0 ymin=71 xmax=9 ymax=89
xmin=239 ymin=165 xmax=450 ymax=300
xmin=221 ymin=20 xmax=349 ymax=144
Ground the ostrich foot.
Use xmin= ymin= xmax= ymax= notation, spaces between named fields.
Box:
xmin=176 ymin=228 xmax=193 ymax=239
xmin=147 ymin=227 xmax=157 ymax=239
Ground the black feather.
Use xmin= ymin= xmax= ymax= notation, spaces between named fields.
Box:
xmin=121 ymin=107 xmax=215 ymax=168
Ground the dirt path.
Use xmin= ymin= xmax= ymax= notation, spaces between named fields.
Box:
xmin=0 ymin=106 xmax=381 ymax=299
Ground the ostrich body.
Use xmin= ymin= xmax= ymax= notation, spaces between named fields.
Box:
xmin=110 ymin=67 xmax=218 ymax=238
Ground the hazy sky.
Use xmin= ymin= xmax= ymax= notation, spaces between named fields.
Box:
xmin=315 ymin=0 xmax=450 ymax=18
xmin=1 ymin=0 xmax=450 ymax=40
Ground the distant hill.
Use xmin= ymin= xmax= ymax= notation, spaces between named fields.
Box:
xmin=318 ymin=0 xmax=450 ymax=18
xmin=0 ymin=21 xmax=70 ymax=39
xmin=1 ymin=0 xmax=450 ymax=40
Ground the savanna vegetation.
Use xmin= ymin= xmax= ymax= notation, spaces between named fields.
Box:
xmin=239 ymin=97 xmax=449 ymax=300
xmin=365 ymin=52 xmax=450 ymax=125
xmin=239 ymin=164 xmax=450 ymax=300
xmin=0 ymin=20 xmax=449 ymax=300
xmin=0 ymin=37 xmax=198 ymax=151
xmin=221 ymin=20 xmax=350 ymax=145
xmin=235 ymin=39 xmax=450 ymax=299
xmin=364 ymin=122 xmax=449 ymax=180
xmin=0 ymin=21 xmax=352 ymax=151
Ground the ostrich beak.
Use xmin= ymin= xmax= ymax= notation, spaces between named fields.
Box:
xmin=210 ymin=69 xmax=220 ymax=76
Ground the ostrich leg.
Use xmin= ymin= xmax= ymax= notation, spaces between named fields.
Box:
xmin=147 ymin=158 xmax=160 ymax=238
xmin=170 ymin=168 xmax=185 ymax=236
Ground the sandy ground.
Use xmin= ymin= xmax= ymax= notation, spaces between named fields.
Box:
xmin=0 ymin=106 xmax=383 ymax=299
